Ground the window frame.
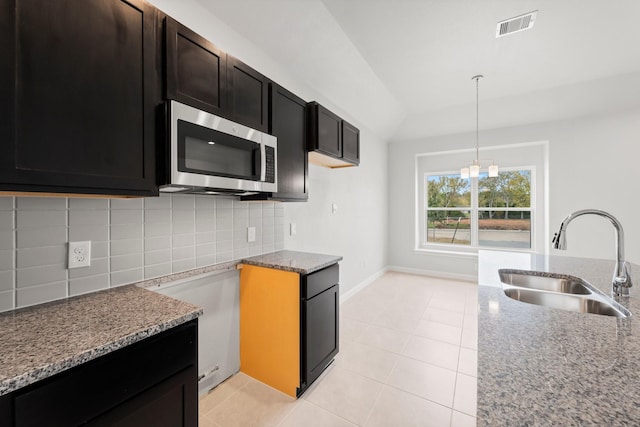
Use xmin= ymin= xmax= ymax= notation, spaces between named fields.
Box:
xmin=421 ymin=166 xmax=536 ymax=252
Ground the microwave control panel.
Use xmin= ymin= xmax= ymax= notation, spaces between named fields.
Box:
xmin=266 ymin=146 xmax=276 ymax=183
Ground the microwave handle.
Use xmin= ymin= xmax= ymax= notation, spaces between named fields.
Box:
xmin=259 ymin=142 xmax=266 ymax=182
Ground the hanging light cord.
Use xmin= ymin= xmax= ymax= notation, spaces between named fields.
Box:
xmin=473 ymin=74 xmax=483 ymax=162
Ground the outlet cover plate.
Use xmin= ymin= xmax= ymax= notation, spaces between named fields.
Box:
xmin=68 ymin=241 xmax=91 ymax=269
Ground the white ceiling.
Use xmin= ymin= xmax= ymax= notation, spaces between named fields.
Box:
xmin=196 ymin=0 xmax=640 ymax=142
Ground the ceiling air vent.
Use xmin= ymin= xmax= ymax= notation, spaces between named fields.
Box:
xmin=496 ymin=11 xmax=538 ymax=38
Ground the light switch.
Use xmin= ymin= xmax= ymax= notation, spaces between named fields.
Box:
xmin=332 ymin=203 xmax=338 ymax=214
xmin=290 ymin=223 xmax=297 ymax=236
xmin=247 ymin=227 xmax=256 ymax=242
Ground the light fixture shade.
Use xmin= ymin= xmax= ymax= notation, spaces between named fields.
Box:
xmin=461 ymin=167 xmax=470 ymax=179
xmin=488 ymin=163 xmax=499 ymax=177
xmin=470 ymin=164 xmax=480 ymax=178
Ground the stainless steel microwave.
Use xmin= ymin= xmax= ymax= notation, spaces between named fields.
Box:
xmin=160 ymin=100 xmax=277 ymax=195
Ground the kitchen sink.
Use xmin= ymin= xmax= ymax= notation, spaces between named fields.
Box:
xmin=503 ymin=287 xmax=630 ymax=318
xmin=498 ymin=270 xmax=591 ymax=295
xmin=499 ymin=269 xmax=631 ymax=318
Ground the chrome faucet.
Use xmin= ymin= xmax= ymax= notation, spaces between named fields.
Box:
xmin=552 ymin=209 xmax=632 ymax=297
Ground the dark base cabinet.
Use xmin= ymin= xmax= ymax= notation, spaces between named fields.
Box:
xmin=0 ymin=320 xmax=198 ymax=427
xmin=302 ymin=264 xmax=340 ymax=391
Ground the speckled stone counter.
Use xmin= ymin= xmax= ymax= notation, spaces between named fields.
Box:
xmin=240 ymin=250 xmax=342 ymax=274
xmin=477 ymin=250 xmax=640 ymax=426
xmin=0 ymin=285 xmax=202 ymax=396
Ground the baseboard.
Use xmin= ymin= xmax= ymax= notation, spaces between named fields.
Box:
xmin=339 ymin=267 xmax=389 ymax=304
xmin=387 ymin=265 xmax=477 ymax=283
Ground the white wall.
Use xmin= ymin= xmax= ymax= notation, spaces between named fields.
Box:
xmin=149 ymin=0 xmax=390 ymax=294
xmin=389 ymin=107 xmax=640 ymax=277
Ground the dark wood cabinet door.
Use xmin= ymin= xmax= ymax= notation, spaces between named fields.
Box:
xmin=164 ymin=16 xmax=227 ymax=116
xmin=341 ymin=120 xmax=360 ymax=165
xmin=304 ymin=283 xmax=339 ymax=388
xmin=308 ymin=102 xmax=342 ymax=157
xmin=0 ymin=0 xmax=159 ymax=196
xmin=227 ymin=55 xmax=269 ymax=132
xmin=270 ymin=83 xmax=308 ymax=201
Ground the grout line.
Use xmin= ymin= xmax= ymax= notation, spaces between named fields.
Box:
xmin=12 ymin=196 xmax=16 ymax=310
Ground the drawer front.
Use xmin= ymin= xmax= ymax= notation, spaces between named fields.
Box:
xmin=303 ymin=263 xmax=339 ymax=299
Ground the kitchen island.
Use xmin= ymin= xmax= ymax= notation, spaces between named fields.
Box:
xmin=477 ymin=250 xmax=640 ymax=425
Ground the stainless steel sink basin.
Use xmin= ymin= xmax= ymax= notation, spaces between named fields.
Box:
xmin=503 ymin=287 xmax=630 ymax=318
xmin=499 ymin=269 xmax=631 ymax=318
xmin=498 ymin=270 xmax=592 ymax=295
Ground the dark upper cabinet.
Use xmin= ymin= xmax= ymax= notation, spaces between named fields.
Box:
xmin=163 ymin=19 xmax=269 ymax=133
xmin=0 ymin=0 xmax=160 ymax=197
xmin=227 ymin=55 xmax=269 ymax=132
xmin=307 ymin=102 xmax=359 ymax=168
xmin=341 ymin=120 xmax=360 ymax=165
xmin=241 ymin=83 xmax=308 ymax=202
xmin=164 ymin=16 xmax=227 ymax=117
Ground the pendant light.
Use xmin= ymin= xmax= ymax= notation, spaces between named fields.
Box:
xmin=461 ymin=75 xmax=498 ymax=179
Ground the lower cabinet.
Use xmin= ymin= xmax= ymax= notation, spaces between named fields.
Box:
xmin=0 ymin=320 xmax=198 ymax=427
xmin=239 ymin=264 xmax=339 ymax=397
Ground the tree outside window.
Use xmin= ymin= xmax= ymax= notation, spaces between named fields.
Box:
xmin=425 ymin=169 xmax=532 ymax=248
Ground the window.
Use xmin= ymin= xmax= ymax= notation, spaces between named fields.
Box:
xmin=424 ymin=169 xmax=532 ymax=249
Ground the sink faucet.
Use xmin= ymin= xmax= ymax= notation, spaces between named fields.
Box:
xmin=552 ymin=209 xmax=632 ymax=297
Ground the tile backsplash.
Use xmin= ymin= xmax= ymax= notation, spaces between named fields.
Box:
xmin=0 ymin=194 xmax=284 ymax=312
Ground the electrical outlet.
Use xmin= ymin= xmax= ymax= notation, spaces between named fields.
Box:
xmin=68 ymin=241 xmax=91 ymax=269
xmin=332 ymin=203 xmax=338 ymax=214
xmin=247 ymin=227 xmax=256 ymax=243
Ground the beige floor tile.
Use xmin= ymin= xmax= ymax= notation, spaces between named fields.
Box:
xmin=304 ymin=366 xmax=384 ymax=425
xmin=355 ymin=323 xmax=412 ymax=354
xmin=341 ymin=298 xmax=381 ymax=323
xmin=453 ymin=373 xmax=477 ymax=417
xmin=428 ymin=295 xmax=466 ymax=313
xmin=340 ymin=316 xmax=369 ymax=344
xmin=463 ymin=313 xmax=478 ymax=333
xmin=414 ymin=319 xmax=462 ymax=346
xmin=423 ymin=307 xmax=465 ymax=328
xmin=334 ymin=341 xmax=398 ymax=383
xmin=199 ymin=415 xmax=217 ymax=427
xmin=457 ymin=347 xmax=477 ymax=377
xmin=451 ymin=410 xmax=477 ymax=427
xmin=199 ymin=372 xmax=252 ymax=413
xmin=279 ymin=400 xmax=357 ymax=427
xmin=371 ymin=308 xmax=421 ymax=333
xmin=387 ymin=356 xmax=457 ymax=407
xmin=402 ymin=335 xmax=460 ymax=371
xmin=205 ymin=379 xmax=297 ymax=427
xmin=460 ymin=327 xmax=477 ymax=350
xmin=363 ymin=385 xmax=452 ymax=427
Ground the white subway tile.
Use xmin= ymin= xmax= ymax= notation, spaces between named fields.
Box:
xmin=195 ymin=231 xmax=215 ymax=245
xmin=275 ymin=241 xmax=285 ymax=251
xmin=69 ymin=258 xmax=108 ymax=279
xmin=145 ymin=209 xmax=170 ymax=224
xmin=0 ymin=290 xmax=14 ymax=312
xmin=0 ymin=249 xmax=13 ymax=271
xmin=17 ymin=197 xmax=66 ymax=210
xmin=195 ymin=213 xmax=215 ymax=232
xmin=144 ymin=236 xmax=171 ymax=252
xmin=195 ymin=196 xmax=215 ymax=210
xmin=0 ymin=211 xmax=14 ymax=230
xmin=110 ymin=239 xmax=143 ymax=256
xmin=69 ymin=225 xmax=109 ymax=242
xmin=0 ymin=230 xmax=14 ymax=250
xmin=144 ymin=222 xmax=171 ymax=238
xmin=216 ymin=240 xmax=233 ymax=253
xmin=172 ymin=259 xmax=195 ymax=273
xmin=144 ymin=194 xmax=171 ymax=209
xmin=69 ymin=198 xmax=108 ymax=210
xmin=69 ymin=210 xmax=108 ymax=226
xmin=69 ymin=274 xmax=109 ymax=296
xmin=216 ymin=229 xmax=233 ymax=242
xmin=0 ymin=197 xmax=15 ymax=211
xmin=216 ymin=251 xmax=233 ymax=263
xmin=110 ymin=224 xmax=143 ymax=241
xmin=171 ymin=194 xmax=195 ymax=210
xmin=16 ymin=245 xmax=66 ymax=269
xmin=110 ymin=198 xmax=143 ymax=210
xmin=172 ymin=220 xmax=195 ymax=235
xmin=262 ymin=243 xmax=275 ymax=254
xmin=111 ymin=253 xmax=143 ymax=273
xmin=172 ymin=209 xmax=194 ymax=222
xmin=16 ymin=281 xmax=67 ymax=308
xmin=92 ymin=242 xmax=109 ymax=259
xmin=145 ymin=263 xmax=172 ymax=279
xmin=216 ymin=197 xmax=233 ymax=208
xmin=110 ymin=268 xmax=143 ymax=287
xmin=196 ymin=243 xmax=215 ymax=258
xmin=16 ymin=227 xmax=66 ymax=248
xmin=110 ymin=210 xmax=142 ymax=225
xmin=0 ymin=270 xmax=14 ymax=291
xmin=172 ymin=233 xmax=194 ymax=248
xmin=249 ymin=246 xmax=263 ymax=256
xmin=172 ymin=246 xmax=195 ymax=261
xmin=196 ymin=254 xmax=216 ymax=268
xmin=216 ymin=216 xmax=233 ymax=231
xmin=17 ymin=211 xmax=66 ymax=228
xmin=232 ymin=247 xmax=249 ymax=260
xmin=232 ymin=200 xmax=248 ymax=209
xmin=17 ymin=264 xmax=67 ymax=288
xmin=145 ymin=249 xmax=171 ymax=266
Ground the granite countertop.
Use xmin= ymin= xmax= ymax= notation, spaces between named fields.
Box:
xmin=477 ymin=250 xmax=640 ymax=425
xmin=0 ymin=285 xmax=202 ymax=397
xmin=240 ymin=250 xmax=343 ymax=274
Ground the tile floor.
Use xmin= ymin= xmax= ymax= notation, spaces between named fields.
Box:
xmin=199 ymin=271 xmax=478 ymax=427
